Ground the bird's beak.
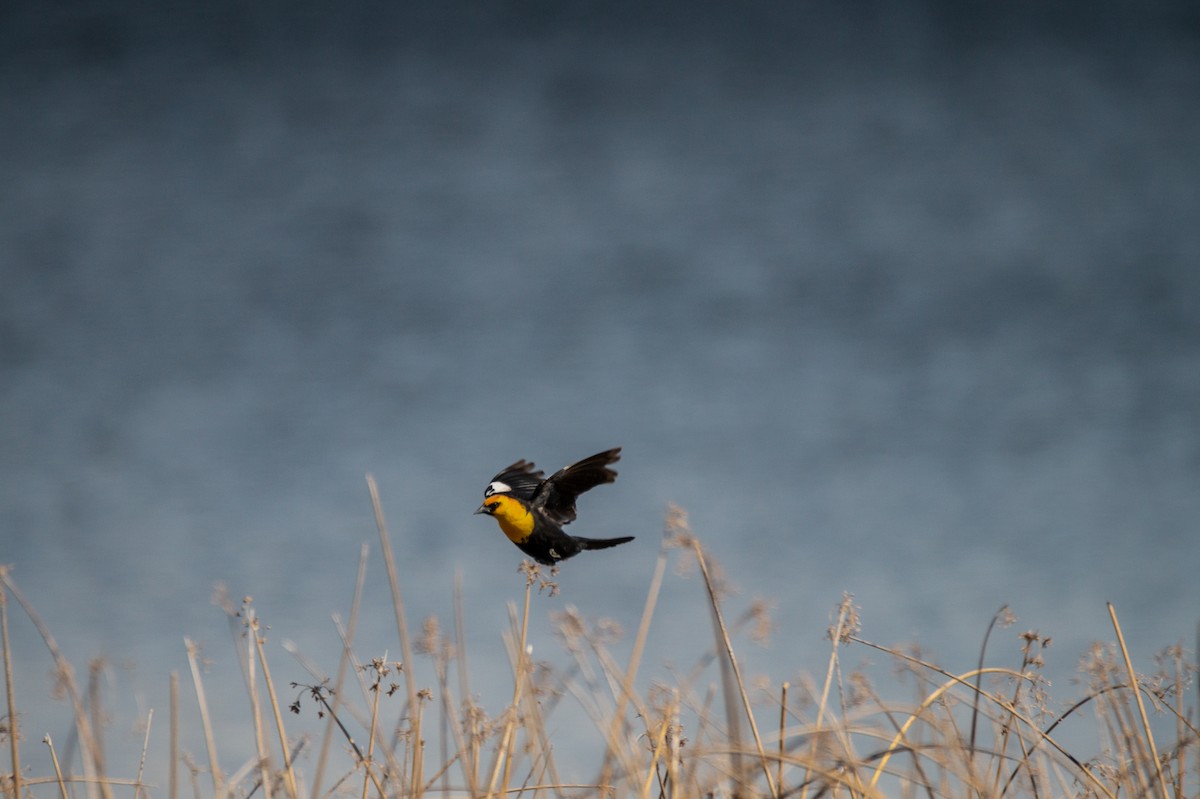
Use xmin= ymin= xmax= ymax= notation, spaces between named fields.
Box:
xmin=474 ymin=503 xmax=490 ymax=515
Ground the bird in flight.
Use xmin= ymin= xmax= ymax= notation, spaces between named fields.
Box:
xmin=474 ymin=447 xmax=633 ymax=565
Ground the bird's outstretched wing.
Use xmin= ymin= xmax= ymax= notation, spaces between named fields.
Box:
xmin=532 ymin=448 xmax=621 ymax=525
xmin=487 ymin=460 xmax=545 ymax=501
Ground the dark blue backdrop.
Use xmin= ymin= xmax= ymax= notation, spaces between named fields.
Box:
xmin=2 ymin=1 xmax=1197 ymax=789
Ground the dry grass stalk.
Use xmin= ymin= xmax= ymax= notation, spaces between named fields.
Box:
xmin=367 ymin=474 xmax=419 ymax=724
xmin=599 ymin=524 xmax=671 ymax=789
xmin=1 ymin=569 xmax=111 ymax=799
xmin=312 ymin=541 xmax=370 ymax=799
xmin=133 ymin=708 xmax=152 ymax=799
xmin=691 ymin=538 xmax=778 ymax=798
xmin=183 ymin=637 xmax=224 ymax=797
xmin=247 ymin=609 xmax=300 ymax=799
xmin=484 ymin=565 xmax=535 ymax=799
xmin=42 ymin=736 xmax=68 ymax=799
xmin=169 ymin=671 xmax=179 ymax=799
xmin=1 ymin=578 xmax=21 ymax=799
xmin=1108 ymin=602 xmax=1170 ymax=799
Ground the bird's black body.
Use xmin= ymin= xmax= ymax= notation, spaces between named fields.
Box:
xmin=474 ymin=448 xmax=633 ymax=565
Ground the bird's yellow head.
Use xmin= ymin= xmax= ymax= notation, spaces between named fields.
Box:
xmin=474 ymin=479 xmax=512 ymax=517
xmin=474 ymin=482 xmax=535 ymax=543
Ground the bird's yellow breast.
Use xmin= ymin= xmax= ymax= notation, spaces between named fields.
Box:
xmin=486 ymin=495 xmax=536 ymax=543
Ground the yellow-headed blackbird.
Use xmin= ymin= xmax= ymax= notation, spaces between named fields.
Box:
xmin=474 ymin=447 xmax=633 ymax=565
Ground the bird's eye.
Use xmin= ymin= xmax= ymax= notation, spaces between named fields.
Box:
xmin=487 ymin=501 xmax=500 ymax=512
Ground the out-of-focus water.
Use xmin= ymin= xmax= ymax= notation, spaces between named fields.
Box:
xmin=2 ymin=2 xmax=1198 ymax=790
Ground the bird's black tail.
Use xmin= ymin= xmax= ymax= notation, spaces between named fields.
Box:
xmin=573 ymin=535 xmax=634 ymax=552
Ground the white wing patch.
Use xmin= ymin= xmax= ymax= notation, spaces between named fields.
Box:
xmin=484 ymin=481 xmax=512 ymax=498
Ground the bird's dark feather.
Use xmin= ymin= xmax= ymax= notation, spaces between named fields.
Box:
xmin=574 ymin=535 xmax=635 ymax=551
xmin=531 ymin=447 xmax=621 ymax=525
xmin=488 ymin=459 xmax=545 ymax=500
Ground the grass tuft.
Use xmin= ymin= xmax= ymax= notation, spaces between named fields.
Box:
xmin=1 ymin=498 xmax=1198 ymax=799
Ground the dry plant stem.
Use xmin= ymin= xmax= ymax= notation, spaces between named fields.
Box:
xmin=862 ymin=661 xmax=1114 ymax=799
xmin=0 ymin=581 xmax=20 ymax=799
xmin=990 ymin=672 xmax=1030 ymax=793
xmin=366 ymin=474 xmax=419 ymax=718
xmin=45 ymin=735 xmax=70 ymax=799
xmin=415 ymin=750 xmax=463 ymax=795
xmin=563 ymin=621 xmax=612 ymax=720
xmin=517 ymin=747 xmax=550 ymax=797
xmin=667 ymin=689 xmax=682 ymax=799
xmin=851 ymin=634 xmax=1111 ymax=790
xmin=134 ymin=709 xmax=153 ymax=799
xmin=701 ymin=684 xmax=722 ymax=793
xmin=410 ymin=696 xmax=425 ymax=799
xmin=185 ymin=637 xmax=225 ymax=798
xmin=432 ymin=659 xmax=476 ymax=799
xmin=590 ymin=642 xmax=655 ymax=748
xmin=485 ymin=571 xmax=534 ymax=799
xmin=777 ymin=682 xmax=788 ymax=797
xmin=803 ymin=600 xmax=851 ymax=799
xmin=434 ymin=645 xmax=449 ymax=799
xmin=655 ymin=695 xmax=681 ymax=799
xmin=969 ymin=607 xmax=1007 ymax=762
xmin=516 ymin=663 xmax=563 ymax=790
xmin=710 ymin=601 xmax=744 ymax=789
xmin=1010 ymin=726 xmax=1041 ymax=798
xmin=317 ymin=671 xmax=386 ymax=799
xmin=1108 ymin=602 xmax=1170 ymax=799
xmin=679 ymin=681 xmax=717 ymax=794
xmin=186 ymin=754 xmax=203 ymax=799
xmin=433 ymin=659 xmax=470 ymax=799
xmin=327 ymin=618 xmax=376 ymax=746
xmin=995 ymin=683 xmax=1116 ymax=797
xmin=313 ymin=542 xmax=370 ymax=799
xmin=87 ymin=663 xmax=107 ymax=781
xmin=170 ymin=671 xmax=180 ymax=799
xmin=502 ymin=585 xmax=534 ymax=795
xmin=243 ymin=612 xmax=274 ymax=799
xmin=560 ymin=620 xmax=649 ymax=783
xmin=22 ymin=777 xmax=150 ymax=791
xmin=495 ymin=782 xmax=616 ymax=794
xmin=360 ymin=665 xmax=386 ymax=799
xmin=601 ymin=538 xmax=670 ymax=789
xmin=556 ymin=665 xmax=637 ymax=776
xmin=1169 ymin=646 xmax=1187 ymax=799
xmin=854 ymin=677 xmax=936 ymax=799
xmin=691 ymin=540 xmax=779 ymax=799
xmin=828 ymin=623 xmax=869 ymax=794
xmin=453 ymin=569 xmax=481 ymax=795
xmin=250 ymin=615 xmax=301 ymax=799
xmin=1 ymin=571 xmax=110 ymax=799
xmin=640 ymin=707 xmax=673 ymax=799
xmin=334 ymin=636 xmax=407 ymax=783
xmin=224 ymin=756 xmax=260 ymax=795
xmin=1113 ymin=678 xmax=1154 ymax=797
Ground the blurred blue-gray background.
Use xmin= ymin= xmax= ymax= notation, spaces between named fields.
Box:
xmin=2 ymin=0 xmax=1198 ymax=789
